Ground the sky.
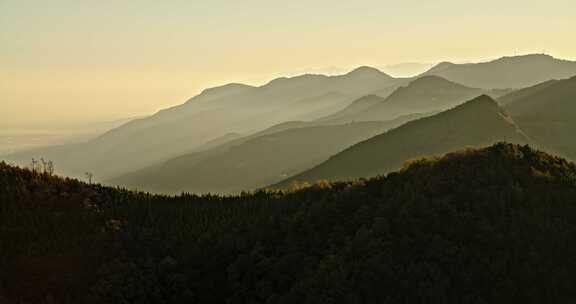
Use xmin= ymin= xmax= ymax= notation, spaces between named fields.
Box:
xmin=2 ymin=0 xmax=576 ymax=127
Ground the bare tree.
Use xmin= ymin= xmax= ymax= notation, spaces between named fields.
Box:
xmin=40 ymin=158 xmax=48 ymax=174
xmin=85 ymin=172 xmax=94 ymax=184
xmin=46 ymin=160 xmax=54 ymax=175
xmin=31 ymin=158 xmax=38 ymax=173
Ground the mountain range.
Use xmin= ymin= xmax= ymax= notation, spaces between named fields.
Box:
xmin=275 ymin=73 xmax=576 ymax=187
xmin=275 ymin=95 xmax=530 ymax=186
xmin=423 ymin=54 xmax=576 ymax=89
xmin=4 ymin=54 xmax=576 ymax=192
xmin=3 ymin=53 xmax=576 ymax=302
xmin=4 ymin=67 xmax=400 ymax=178
xmin=112 ymin=74 xmax=495 ymax=194
xmin=320 ymin=75 xmax=503 ymax=123
xmin=114 ymin=67 xmax=576 ymax=194
xmin=111 ymin=113 xmax=430 ymax=194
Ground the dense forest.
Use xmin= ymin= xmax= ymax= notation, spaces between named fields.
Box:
xmin=2 ymin=143 xmax=576 ymax=303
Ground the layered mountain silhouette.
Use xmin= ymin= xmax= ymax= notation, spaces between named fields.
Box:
xmin=275 ymin=95 xmax=530 ymax=186
xmin=379 ymin=62 xmax=434 ymax=77
xmin=5 ymin=68 xmax=400 ymax=178
xmin=319 ymin=76 xmax=507 ymax=123
xmin=111 ymin=113 xmax=429 ymax=194
xmin=497 ymin=79 xmax=559 ymax=105
xmin=317 ymin=94 xmax=386 ymax=122
xmin=5 ymin=54 xmax=575 ymax=183
xmin=503 ymin=75 xmax=576 ymax=160
xmin=4 ymin=46 xmax=576 ymax=303
xmin=423 ymin=54 xmax=576 ymax=89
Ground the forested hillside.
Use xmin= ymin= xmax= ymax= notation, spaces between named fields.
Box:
xmin=2 ymin=143 xmax=576 ymax=303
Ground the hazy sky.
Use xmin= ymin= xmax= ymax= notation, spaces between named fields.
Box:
xmin=2 ymin=0 xmax=576 ymax=126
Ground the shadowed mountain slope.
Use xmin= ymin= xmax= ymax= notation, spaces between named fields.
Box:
xmin=497 ymin=79 xmax=559 ymax=106
xmin=110 ymin=113 xmax=429 ymax=194
xmin=317 ymin=94 xmax=387 ymax=122
xmin=348 ymin=76 xmax=487 ymax=122
xmin=276 ymin=95 xmax=530 ymax=186
xmin=318 ymin=76 xmax=489 ymax=123
xmin=504 ymin=76 xmax=576 ymax=160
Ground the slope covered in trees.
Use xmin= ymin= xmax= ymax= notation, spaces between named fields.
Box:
xmin=276 ymin=95 xmax=530 ymax=186
xmin=2 ymin=143 xmax=576 ymax=303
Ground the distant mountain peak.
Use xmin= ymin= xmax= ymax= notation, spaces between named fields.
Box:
xmin=346 ymin=66 xmax=390 ymax=77
xmin=457 ymin=94 xmax=499 ymax=109
xmin=427 ymin=54 xmax=560 ymax=73
xmin=390 ymin=76 xmax=474 ymax=95
xmin=494 ymin=53 xmax=555 ymax=62
xmin=199 ymin=83 xmax=255 ymax=96
xmin=450 ymin=94 xmax=515 ymax=122
xmin=422 ymin=54 xmax=576 ymax=89
xmin=263 ymin=74 xmax=328 ymax=87
xmin=410 ymin=75 xmax=461 ymax=85
xmin=425 ymin=61 xmax=456 ymax=73
xmin=184 ymin=83 xmax=255 ymax=105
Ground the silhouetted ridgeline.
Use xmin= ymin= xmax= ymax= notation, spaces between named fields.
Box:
xmin=4 ymin=67 xmax=400 ymax=179
xmin=276 ymin=95 xmax=530 ymax=186
xmin=2 ymin=143 xmax=576 ymax=303
xmin=321 ymin=75 xmax=486 ymax=123
xmin=423 ymin=53 xmax=576 ymax=89
xmin=110 ymin=116 xmax=430 ymax=194
xmin=7 ymin=54 xmax=576 ymax=181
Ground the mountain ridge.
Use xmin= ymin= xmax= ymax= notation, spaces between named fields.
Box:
xmin=275 ymin=95 xmax=530 ymax=186
xmin=422 ymin=53 xmax=576 ymax=89
xmin=4 ymin=66 xmax=399 ymax=179
xmin=324 ymin=75 xmax=485 ymax=123
xmin=6 ymin=54 xmax=576 ymax=181
xmin=109 ymin=113 xmax=430 ymax=194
